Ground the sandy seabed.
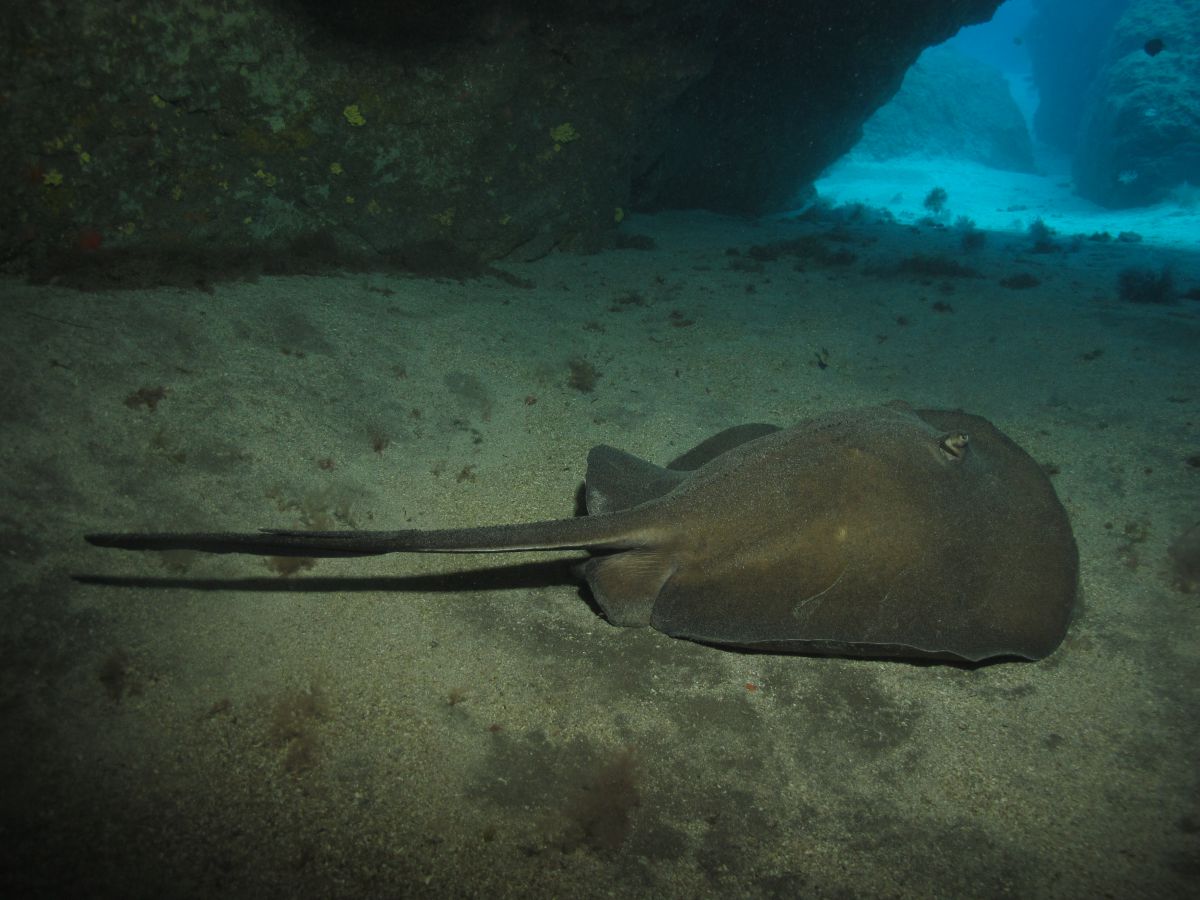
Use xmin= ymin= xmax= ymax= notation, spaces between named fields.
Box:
xmin=1 ymin=181 xmax=1198 ymax=898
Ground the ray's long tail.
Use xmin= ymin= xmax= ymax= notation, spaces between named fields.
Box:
xmin=85 ymin=514 xmax=645 ymax=558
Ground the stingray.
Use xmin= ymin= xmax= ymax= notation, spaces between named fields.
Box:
xmin=85 ymin=402 xmax=1078 ymax=662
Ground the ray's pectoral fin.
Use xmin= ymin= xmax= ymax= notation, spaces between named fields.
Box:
xmin=664 ymin=423 xmax=781 ymax=470
xmin=578 ymin=549 xmax=677 ymax=627
xmin=583 ymin=424 xmax=782 ymax=515
xmin=584 ymin=446 xmax=687 ymax=514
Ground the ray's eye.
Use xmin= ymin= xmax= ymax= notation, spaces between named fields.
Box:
xmin=938 ymin=432 xmax=969 ymax=461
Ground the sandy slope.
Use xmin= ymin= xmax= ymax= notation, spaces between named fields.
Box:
xmin=1 ymin=190 xmax=1197 ymax=898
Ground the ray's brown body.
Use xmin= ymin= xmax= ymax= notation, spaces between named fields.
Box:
xmin=87 ymin=402 xmax=1079 ymax=662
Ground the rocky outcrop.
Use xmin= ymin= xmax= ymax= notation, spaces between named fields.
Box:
xmin=0 ymin=0 xmax=1001 ymax=279
xmin=1027 ymin=0 xmax=1129 ymax=154
xmin=629 ymin=2 xmax=1003 ymax=214
xmin=1072 ymin=0 xmax=1200 ymax=207
xmin=851 ymin=46 xmax=1035 ymax=172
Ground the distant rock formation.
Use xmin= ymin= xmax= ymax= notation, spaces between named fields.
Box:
xmin=1072 ymin=0 xmax=1200 ymax=207
xmin=851 ymin=46 xmax=1035 ymax=173
xmin=1027 ymin=0 xmax=1130 ymax=155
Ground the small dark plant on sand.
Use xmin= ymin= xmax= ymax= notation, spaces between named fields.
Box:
xmin=956 ymin=216 xmax=986 ymax=252
xmin=1117 ymin=265 xmax=1176 ymax=304
xmin=1028 ymin=218 xmax=1060 ymax=253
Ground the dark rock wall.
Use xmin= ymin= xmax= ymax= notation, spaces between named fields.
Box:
xmin=1072 ymin=0 xmax=1200 ymax=208
xmin=0 ymin=0 xmax=1000 ymax=277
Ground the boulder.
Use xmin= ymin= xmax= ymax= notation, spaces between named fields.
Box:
xmin=1072 ymin=0 xmax=1200 ymax=207
xmin=1027 ymin=0 xmax=1129 ymax=155
xmin=851 ymin=46 xmax=1035 ymax=172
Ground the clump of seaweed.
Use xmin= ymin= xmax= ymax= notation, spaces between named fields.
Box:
xmin=1115 ymin=520 xmax=1150 ymax=571
xmin=608 ymin=290 xmax=647 ymax=311
xmin=878 ymin=254 xmax=980 ymax=279
xmin=1028 ymin=218 xmax=1060 ymax=253
xmin=267 ymin=556 xmax=316 ymax=577
xmin=956 ymin=216 xmax=986 ymax=252
xmin=560 ymin=747 xmax=640 ymax=853
xmin=790 ymin=198 xmax=881 ymax=227
xmin=268 ymin=682 xmax=329 ymax=774
xmin=124 ymin=385 xmax=167 ymax=411
xmin=265 ymin=484 xmax=359 ymax=529
xmin=1000 ymin=273 xmax=1040 ymax=290
xmin=1117 ymin=265 xmax=1175 ymax=304
xmin=568 ymin=358 xmax=600 ymax=392
xmin=98 ymin=648 xmax=140 ymax=701
xmin=369 ymin=429 xmax=391 ymax=453
xmin=745 ymin=234 xmax=855 ymax=267
xmin=923 ymin=186 xmax=948 ymax=215
xmin=1169 ymin=522 xmax=1200 ymax=593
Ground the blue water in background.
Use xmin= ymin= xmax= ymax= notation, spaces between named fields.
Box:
xmin=818 ymin=0 xmax=1200 ymax=252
